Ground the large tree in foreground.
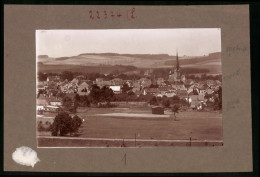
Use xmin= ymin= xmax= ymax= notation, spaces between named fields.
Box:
xmin=51 ymin=112 xmax=83 ymax=136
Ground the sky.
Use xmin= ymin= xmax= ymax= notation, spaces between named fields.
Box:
xmin=36 ymin=29 xmax=221 ymax=58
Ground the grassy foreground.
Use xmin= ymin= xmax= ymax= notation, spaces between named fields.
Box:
xmin=37 ymin=107 xmax=223 ymax=147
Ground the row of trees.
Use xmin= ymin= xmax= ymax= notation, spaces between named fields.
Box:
xmin=186 ymin=74 xmax=222 ymax=81
xmin=38 ymin=70 xmax=222 ymax=83
xmin=60 ymin=84 xmax=115 ymax=112
xmin=149 ymin=95 xmax=188 ymax=108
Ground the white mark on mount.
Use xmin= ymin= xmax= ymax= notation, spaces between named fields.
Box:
xmin=12 ymin=146 xmax=40 ymax=167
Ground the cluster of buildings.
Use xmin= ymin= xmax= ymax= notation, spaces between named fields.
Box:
xmin=37 ymin=53 xmax=222 ymax=111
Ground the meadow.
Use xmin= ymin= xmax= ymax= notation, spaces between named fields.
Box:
xmin=37 ymin=106 xmax=223 ymax=147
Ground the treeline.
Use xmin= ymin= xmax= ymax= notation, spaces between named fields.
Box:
xmin=38 ymin=71 xmax=142 ymax=82
xmin=38 ymin=67 xmax=220 ymax=83
xmin=186 ymin=74 xmax=222 ymax=81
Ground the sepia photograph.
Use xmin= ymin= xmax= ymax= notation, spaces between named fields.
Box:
xmin=36 ymin=29 xmax=223 ymax=147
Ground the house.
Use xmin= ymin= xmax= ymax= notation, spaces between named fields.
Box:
xmin=189 ymin=95 xmax=205 ymax=110
xmin=165 ymin=91 xmax=176 ymax=97
xmin=157 ymin=86 xmax=174 ymax=96
xmin=172 ymin=83 xmax=186 ymax=90
xmin=111 ymin=78 xmax=124 ymax=86
xmin=206 ymin=88 xmax=214 ymax=95
xmin=49 ymin=97 xmax=62 ymax=106
xmin=125 ymin=80 xmax=133 ymax=87
xmin=198 ymin=83 xmax=209 ymax=96
xmin=109 ymin=86 xmax=121 ymax=94
xmin=139 ymin=78 xmax=152 ymax=88
xmin=206 ymin=80 xmax=217 ymax=87
xmin=77 ymin=81 xmax=90 ymax=96
xmin=71 ymin=78 xmax=79 ymax=85
xmin=142 ymin=88 xmax=160 ymax=96
xmin=95 ymin=78 xmax=105 ymax=87
xmin=151 ymin=106 xmax=164 ymax=115
xmin=44 ymin=105 xmax=61 ymax=112
xmin=190 ymin=100 xmax=203 ymax=110
xmin=176 ymin=90 xmax=188 ymax=100
xmin=189 ymin=95 xmax=205 ymax=103
xmin=36 ymin=82 xmax=45 ymax=94
xmin=132 ymin=81 xmax=141 ymax=93
xmin=36 ymin=95 xmax=48 ymax=111
xmin=96 ymin=79 xmax=112 ymax=88
xmin=183 ymin=79 xmax=194 ymax=86
xmin=156 ymin=78 xmax=165 ymax=85
xmin=216 ymin=80 xmax=222 ymax=86
xmin=187 ymin=85 xmax=196 ymax=94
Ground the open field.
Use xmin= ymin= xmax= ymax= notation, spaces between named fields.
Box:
xmin=37 ymin=107 xmax=223 ymax=147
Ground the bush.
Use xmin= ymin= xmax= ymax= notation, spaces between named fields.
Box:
xmin=37 ymin=121 xmax=52 ymax=132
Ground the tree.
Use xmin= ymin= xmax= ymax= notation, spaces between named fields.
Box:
xmin=89 ymin=84 xmax=101 ymax=104
xmin=56 ymin=92 xmax=66 ymax=98
xmin=73 ymin=95 xmax=79 ymax=113
xmin=80 ymin=95 xmax=90 ymax=107
xmin=214 ymin=86 xmax=222 ymax=110
xmin=149 ymin=84 xmax=159 ymax=88
xmin=51 ymin=112 xmax=83 ymax=136
xmin=71 ymin=115 xmax=83 ymax=134
xmin=149 ymin=96 xmax=158 ymax=106
xmin=61 ymin=71 xmax=74 ymax=81
xmin=51 ymin=112 xmax=73 ymax=136
xmin=38 ymin=72 xmax=47 ymax=81
xmin=162 ymin=97 xmax=171 ymax=108
xmin=62 ymin=96 xmax=73 ymax=111
xmin=171 ymin=104 xmax=180 ymax=120
xmin=122 ymin=83 xmax=131 ymax=93
xmin=172 ymin=95 xmax=180 ymax=104
xmin=100 ymin=86 xmax=114 ymax=104
xmin=75 ymin=93 xmax=80 ymax=102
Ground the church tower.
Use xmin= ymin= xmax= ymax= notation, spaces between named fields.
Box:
xmin=168 ymin=51 xmax=181 ymax=83
xmin=173 ymin=51 xmax=181 ymax=82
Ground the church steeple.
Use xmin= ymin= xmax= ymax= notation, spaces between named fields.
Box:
xmin=176 ymin=51 xmax=179 ymax=71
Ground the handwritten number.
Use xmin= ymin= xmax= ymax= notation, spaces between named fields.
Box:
xmin=117 ymin=11 xmax=122 ymax=18
xmin=89 ymin=9 xmax=136 ymax=20
xmin=104 ymin=11 xmax=108 ymax=19
xmin=131 ymin=8 xmax=136 ymax=19
xmin=89 ymin=10 xmax=94 ymax=19
xmin=121 ymin=153 xmax=126 ymax=165
xmin=96 ymin=11 xmax=100 ymax=19
xmin=111 ymin=11 xmax=115 ymax=20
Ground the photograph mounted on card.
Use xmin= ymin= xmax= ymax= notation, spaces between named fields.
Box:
xmin=36 ymin=28 xmax=223 ymax=148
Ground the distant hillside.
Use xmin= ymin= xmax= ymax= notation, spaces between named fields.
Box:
xmin=78 ymin=53 xmax=172 ymax=60
xmin=37 ymin=64 xmax=137 ymax=74
xmin=164 ymin=52 xmax=221 ymax=66
xmin=37 ymin=52 xmax=221 ymax=74
xmin=38 ymin=55 xmax=49 ymax=58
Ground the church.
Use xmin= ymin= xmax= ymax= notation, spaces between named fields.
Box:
xmin=168 ymin=52 xmax=186 ymax=83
